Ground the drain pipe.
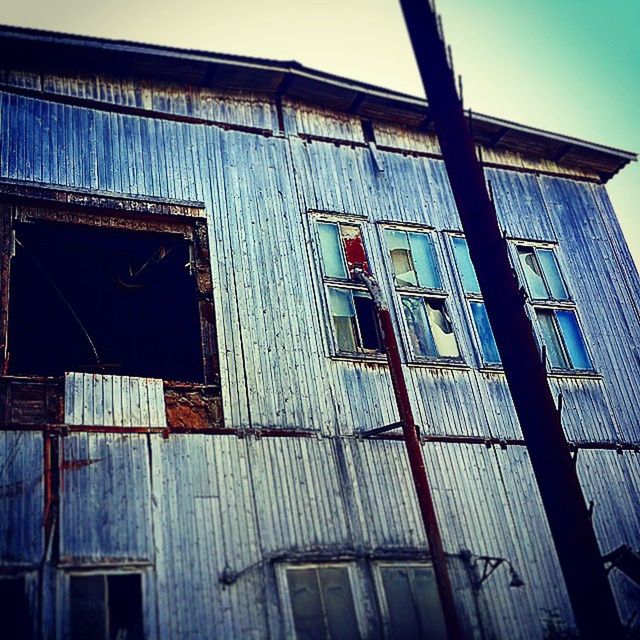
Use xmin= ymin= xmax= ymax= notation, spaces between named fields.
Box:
xmin=355 ymin=268 xmax=462 ymax=640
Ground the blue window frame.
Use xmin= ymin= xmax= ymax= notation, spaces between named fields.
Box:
xmin=451 ymin=236 xmax=501 ymax=367
xmin=383 ymin=227 xmax=461 ymax=363
xmin=316 ymin=220 xmax=383 ymax=356
xmin=514 ymin=243 xmax=593 ymax=372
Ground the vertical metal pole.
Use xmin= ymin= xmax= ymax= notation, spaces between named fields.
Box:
xmin=356 ymin=270 xmax=462 ymax=640
xmin=398 ymin=1 xmax=622 ymax=637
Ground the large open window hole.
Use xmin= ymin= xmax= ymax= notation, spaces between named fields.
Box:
xmin=8 ymin=220 xmax=204 ymax=382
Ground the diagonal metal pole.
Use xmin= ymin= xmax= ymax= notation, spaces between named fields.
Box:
xmin=355 ymin=269 xmax=463 ymax=639
xmin=398 ymin=1 xmax=622 ymax=637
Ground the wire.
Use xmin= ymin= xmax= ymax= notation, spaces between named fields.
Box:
xmin=15 ymin=238 xmax=103 ymax=370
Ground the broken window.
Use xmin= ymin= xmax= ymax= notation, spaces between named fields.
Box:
xmin=69 ymin=573 xmax=143 ymax=640
xmin=376 ymin=563 xmax=447 ymax=640
xmin=283 ymin=564 xmax=360 ymax=640
xmin=514 ymin=243 xmax=592 ymax=372
xmin=7 ymin=218 xmax=207 ymax=382
xmin=451 ymin=236 xmax=501 ymax=367
xmin=517 ymin=246 xmax=569 ymax=301
xmin=383 ymin=227 xmax=460 ymax=362
xmin=536 ymin=309 xmax=592 ymax=370
xmin=317 ymin=220 xmax=382 ymax=355
xmin=0 ymin=575 xmax=33 ymax=640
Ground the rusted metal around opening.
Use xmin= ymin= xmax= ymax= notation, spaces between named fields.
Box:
xmin=0 ymin=188 xmax=223 ymax=431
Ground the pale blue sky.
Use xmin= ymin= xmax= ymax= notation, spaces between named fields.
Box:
xmin=2 ymin=0 xmax=638 ymax=264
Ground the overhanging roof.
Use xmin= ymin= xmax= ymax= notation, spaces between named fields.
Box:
xmin=0 ymin=24 xmax=636 ymax=182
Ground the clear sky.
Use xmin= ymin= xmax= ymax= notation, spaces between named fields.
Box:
xmin=2 ymin=0 xmax=638 ymax=264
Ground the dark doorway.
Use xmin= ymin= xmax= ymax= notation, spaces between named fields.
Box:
xmin=8 ymin=220 xmax=204 ymax=382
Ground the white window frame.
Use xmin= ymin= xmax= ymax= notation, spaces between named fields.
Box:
xmin=379 ymin=224 xmax=463 ymax=366
xmin=275 ymin=561 xmax=367 ymax=639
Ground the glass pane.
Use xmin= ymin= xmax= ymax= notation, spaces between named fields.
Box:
xmin=318 ymin=223 xmax=348 ymax=278
xmin=385 ymin=229 xmax=417 ymax=287
xmin=470 ymin=302 xmax=501 ymax=364
xmin=536 ymin=310 xmax=569 ymax=369
xmin=353 ymin=291 xmax=382 ymax=351
xmin=287 ymin=569 xmax=326 ymax=640
xmin=318 ymin=568 xmax=360 ymax=640
xmin=426 ymin=300 xmax=460 ymax=358
xmin=0 ymin=577 xmax=32 ymax=640
xmin=452 ymin=237 xmax=480 ymax=294
xmin=518 ymin=247 xmax=549 ymax=299
xmin=340 ymin=224 xmax=369 ymax=277
xmin=409 ymin=232 xmax=442 ymax=289
xmin=411 ymin=567 xmax=447 ymax=640
xmin=380 ymin=567 xmax=422 ymax=637
xmin=108 ymin=575 xmax=143 ymax=640
xmin=328 ymin=288 xmax=356 ymax=352
xmin=70 ymin=575 xmax=107 ymax=640
xmin=402 ymin=296 xmax=436 ymax=357
xmin=538 ymin=249 xmax=569 ymax=301
xmin=556 ymin=310 xmax=592 ymax=370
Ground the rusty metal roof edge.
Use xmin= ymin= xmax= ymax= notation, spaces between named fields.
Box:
xmin=0 ymin=24 xmax=636 ymax=170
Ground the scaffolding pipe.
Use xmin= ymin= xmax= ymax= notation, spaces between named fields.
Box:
xmin=398 ymin=1 xmax=622 ymax=637
xmin=355 ymin=269 xmax=462 ymax=639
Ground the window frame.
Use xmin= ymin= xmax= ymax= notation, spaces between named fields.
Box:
xmin=372 ymin=560 xmax=447 ymax=640
xmin=61 ymin=568 xmax=147 ymax=640
xmin=447 ymin=233 xmax=502 ymax=370
xmin=379 ymin=224 xmax=464 ymax=367
xmin=275 ymin=561 xmax=367 ymax=639
xmin=311 ymin=214 xmax=386 ymax=362
xmin=510 ymin=240 xmax=596 ymax=375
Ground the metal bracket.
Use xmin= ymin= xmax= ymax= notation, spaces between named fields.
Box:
xmin=360 ymin=421 xmax=405 ymax=438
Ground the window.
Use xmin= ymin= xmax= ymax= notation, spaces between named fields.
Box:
xmin=515 ymin=243 xmax=592 ymax=372
xmin=281 ymin=564 xmax=361 ymax=640
xmin=451 ymin=236 xmax=501 ymax=367
xmin=383 ymin=227 xmax=460 ymax=362
xmin=375 ymin=563 xmax=447 ymax=639
xmin=0 ymin=576 xmax=33 ymax=640
xmin=316 ymin=220 xmax=383 ymax=355
xmin=69 ymin=573 xmax=143 ymax=640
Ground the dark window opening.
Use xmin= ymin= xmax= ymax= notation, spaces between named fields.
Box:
xmin=0 ymin=576 xmax=33 ymax=640
xmin=70 ymin=573 xmax=143 ymax=640
xmin=8 ymin=221 xmax=204 ymax=382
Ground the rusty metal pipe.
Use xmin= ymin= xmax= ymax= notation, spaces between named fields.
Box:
xmin=356 ymin=269 xmax=462 ymax=639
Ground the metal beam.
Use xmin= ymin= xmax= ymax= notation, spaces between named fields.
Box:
xmin=398 ymin=1 xmax=623 ymax=637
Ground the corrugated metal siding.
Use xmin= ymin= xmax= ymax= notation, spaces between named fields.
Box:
xmin=578 ymin=449 xmax=640 ymax=625
xmin=3 ymin=90 xmax=638 ymax=444
xmin=424 ymin=442 xmax=574 ymax=639
xmin=64 ymin=373 xmax=166 ymax=427
xmin=0 ymin=69 xmax=277 ymax=131
xmin=282 ymin=98 xmax=364 ymax=142
xmin=0 ymin=431 xmax=44 ymax=565
xmin=150 ymin=434 xmax=267 ymax=639
xmin=541 ymin=176 xmax=640 ymax=442
xmin=60 ymin=433 xmax=153 ymax=562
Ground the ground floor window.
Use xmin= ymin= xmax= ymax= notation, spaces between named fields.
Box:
xmin=0 ymin=575 xmax=33 ymax=640
xmin=69 ymin=572 xmax=143 ymax=640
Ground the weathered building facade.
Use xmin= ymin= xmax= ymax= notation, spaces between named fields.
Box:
xmin=0 ymin=25 xmax=639 ymax=639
